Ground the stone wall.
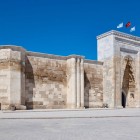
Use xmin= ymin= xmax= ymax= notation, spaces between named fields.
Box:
xmin=115 ymin=37 xmax=140 ymax=108
xmin=97 ymin=33 xmax=116 ymax=108
xmin=25 ymin=53 xmax=103 ymax=109
xmin=1 ymin=30 xmax=140 ymax=110
xmin=0 ymin=49 xmax=11 ymax=110
xmin=84 ymin=60 xmax=103 ymax=108
xmin=97 ymin=30 xmax=140 ymax=108
xmin=25 ymin=53 xmax=67 ymax=109
xmin=0 ymin=47 xmax=26 ymax=110
xmin=0 ymin=47 xmax=103 ymax=110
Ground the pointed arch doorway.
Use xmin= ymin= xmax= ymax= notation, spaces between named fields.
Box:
xmin=121 ymin=56 xmax=135 ymax=108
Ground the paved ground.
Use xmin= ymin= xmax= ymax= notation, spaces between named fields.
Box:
xmin=0 ymin=108 xmax=140 ymax=140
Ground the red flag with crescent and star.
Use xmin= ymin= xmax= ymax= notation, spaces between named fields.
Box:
xmin=125 ymin=22 xmax=131 ymax=28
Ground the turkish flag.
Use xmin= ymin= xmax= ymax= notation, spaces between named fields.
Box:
xmin=125 ymin=22 xmax=131 ymax=28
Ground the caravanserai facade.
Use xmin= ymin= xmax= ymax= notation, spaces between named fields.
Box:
xmin=0 ymin=30 xmax=140 ymax=110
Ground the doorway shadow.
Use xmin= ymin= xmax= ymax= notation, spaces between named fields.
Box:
xmin=25 ymin=56 xmax=35 ymax=109
xmin=84 ymin=71 xmax=91 ymax=108
xmin=122 ymin=92 xmax=126 ymax=108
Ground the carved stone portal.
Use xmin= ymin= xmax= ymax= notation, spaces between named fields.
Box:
xmin=122 ymin=56 xmax=135 ymax=108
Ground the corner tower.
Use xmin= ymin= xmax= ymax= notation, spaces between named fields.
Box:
xmin=0 ymin=46 xmax=26 ymax=110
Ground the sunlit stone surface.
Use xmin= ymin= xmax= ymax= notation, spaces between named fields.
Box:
xmin=0 ymin=30 xmax=140 ymax=110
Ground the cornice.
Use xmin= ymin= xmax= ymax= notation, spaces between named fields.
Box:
xmin=67 ymin=54 xmax=85 ymax=59
xmin=97 ymin=30 xmax=140 ymax=42
xmin=27 ymin=51 xmax=68 ymax=60
xmin=27 ymin=52 xmax=85 ymax=60
xmin=0 ymin=45 xmax=26 ymax=52
xmin=84 ymin=59 xmax=103 ymax=65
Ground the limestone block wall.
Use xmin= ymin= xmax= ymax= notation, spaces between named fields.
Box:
xmin=66 ymin=56 xmax=84 ymax=109
xmin=1 ymin=30 xmax=140 ymax=110
xmin=97 ymin=32 xmax=116 ymax=108
xmin=0 ymin=49 xmax=11 ymax=110
xmin=10 ymin=49 xmax=26 ymax=107
xmin=84 ymin=60 xmax=103 ymax=108
xmin=25 ymin=52 xmax=67 ymax=109
xmin=114 ymin=37 xmax=140 ymax=108
xmin=0 ymin=47 xmax=103 ymax=110
xmin=97 ymin=30 xmax=140 ymax=108
xmin=0 ymin=46 xmax=26 ymax=110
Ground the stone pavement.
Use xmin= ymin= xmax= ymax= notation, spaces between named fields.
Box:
xmin=0 ymin=108 xmax=140 ymax=140
xmin=0 ymin=108 xmax=140 ymax=119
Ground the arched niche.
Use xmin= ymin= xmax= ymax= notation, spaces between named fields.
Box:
xmin=122 ymin=55 xmax=135 ymax=107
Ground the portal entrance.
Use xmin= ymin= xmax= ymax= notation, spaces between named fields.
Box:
xmin=122 ymin=92 xmax=126 ymax=108
xmin=122 ymin=56 xmax=135 ymax=108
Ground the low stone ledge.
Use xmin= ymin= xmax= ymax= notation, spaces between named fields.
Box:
xmin=15 ymin=105 xmax=27 ymax=110
xmin=0 ymin=45 xmax=26 ymax=53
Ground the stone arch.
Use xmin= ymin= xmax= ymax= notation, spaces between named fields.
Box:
xmin=122 ymin=55 xmax=135 ymax=107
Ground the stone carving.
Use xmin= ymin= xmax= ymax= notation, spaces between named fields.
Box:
xmin=122 ymin=55 xmax=136 ymax=107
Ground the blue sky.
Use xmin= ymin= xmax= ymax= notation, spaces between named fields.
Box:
xmin=0 ymin=0 xmax=140 ymax=60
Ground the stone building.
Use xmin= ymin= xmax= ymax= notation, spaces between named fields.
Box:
xmin=0 ymin=30 xmax=140 ymax=110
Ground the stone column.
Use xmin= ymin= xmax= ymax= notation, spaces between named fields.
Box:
xmin=9 ymin=47 xmax=26 ymax=110
xmin=114 ymin=47 xmax=122 ymax=108
xmin=0 ymin=49 xmax=11 ymax=110
xmin=76 ymin=58 xmax=81 ymax=108
xmin=80 ymin=58 xmax=84 ymax=108
xmin=67 ymin=57 xmax=77 ymax=108
xmin=71 ymin=57 xmax=77 ymax=108
xmin=0 ymin=46 xmax=26 ymax=110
